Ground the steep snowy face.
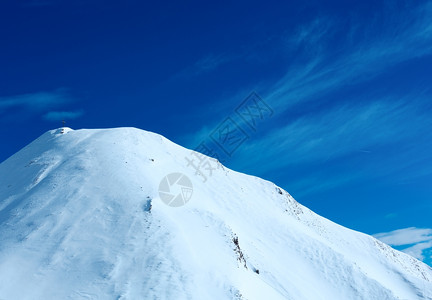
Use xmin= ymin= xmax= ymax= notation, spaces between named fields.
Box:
xmin=0 ymin=127 xmax=431 ymax=300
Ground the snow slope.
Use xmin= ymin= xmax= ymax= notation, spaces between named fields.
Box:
xmin=0 ymin=127 xmax=431 ymax=300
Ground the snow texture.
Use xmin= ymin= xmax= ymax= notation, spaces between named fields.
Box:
xmin=0 ymin=127 xmax=431 ymax=299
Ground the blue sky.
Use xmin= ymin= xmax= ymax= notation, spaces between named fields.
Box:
xmin=1 ymin=0 xmax=431 ymax=265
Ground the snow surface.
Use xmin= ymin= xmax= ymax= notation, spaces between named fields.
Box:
xmin=0 ymin=127 xmax=431 ymax=300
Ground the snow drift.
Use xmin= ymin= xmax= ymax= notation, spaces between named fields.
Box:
xmin=0 ymin=127 xmax=431 ymax=299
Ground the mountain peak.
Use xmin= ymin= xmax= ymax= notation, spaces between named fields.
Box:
xmin=0 ymin=127 xmax=431 ymax=299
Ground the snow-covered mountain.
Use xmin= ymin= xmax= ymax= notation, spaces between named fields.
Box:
xmin=0 ymin=127 xmax=431 ymax=300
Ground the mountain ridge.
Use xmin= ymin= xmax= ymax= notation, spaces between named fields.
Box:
xmin=0 ymin=127 xmax=431 ymax=300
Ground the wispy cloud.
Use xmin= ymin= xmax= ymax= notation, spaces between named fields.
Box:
xmin=193 ymin=53 xmax=232 ymax=73
xmin=281 ymin=170 xmax=363 ymax=198
xmin=173 ymin=52 xmax=236 ymax=80
xmin=0 ymin=89 xmax=82 ymax=122
xmin=43 ymin=110 xmax=84 ymax=122
xmin=181 ymin=2 xmax=432 ymax=200
xmin=374 ymin=227 xmax=432 ymax=262
xmin=264 ymin=1 xmax=432 ymax=112
xmin=232 ymin=91 xmax=432 ymax=198
xmin=285 ymin=16 xmax=336 ymax=56
xmin=186 ymin=1 xmax=432 ymax=197
xmin=374 ymin=227 xmax=432 ymax=246
xmin=0 ymin=90 xmax=73 ymax=114
xmin=235 ymin=94 xmax=431 ymax=171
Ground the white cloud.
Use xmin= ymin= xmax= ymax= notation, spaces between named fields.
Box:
xmin=402 ymin=241 xmax=432 ymax=262
xmin=235 ymin=95 xmax=431 ymax=171
xmin=285 ymin=16 xmax=335 ymax=56
xmin=374 ymin=227 xmax=432 ymax=261
xmin=374 ymin=227 xmax=432 ymax=246
xmin=182 ymin=2 xmax=432 ymax=197
xmin=0 ymin=90 xmax=73 ymax=115
xmin=43 ymin=110 xmax=84 ymax=122
xmin=0 ymin=89 xmax=84 ymax=123
xmin=264 ymin=1 xmax=432 ymax=113
xmin=173 ymin=52 xmax=235 ymax=80
xmin=193 ymin=53 xmax=232 ymax=73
